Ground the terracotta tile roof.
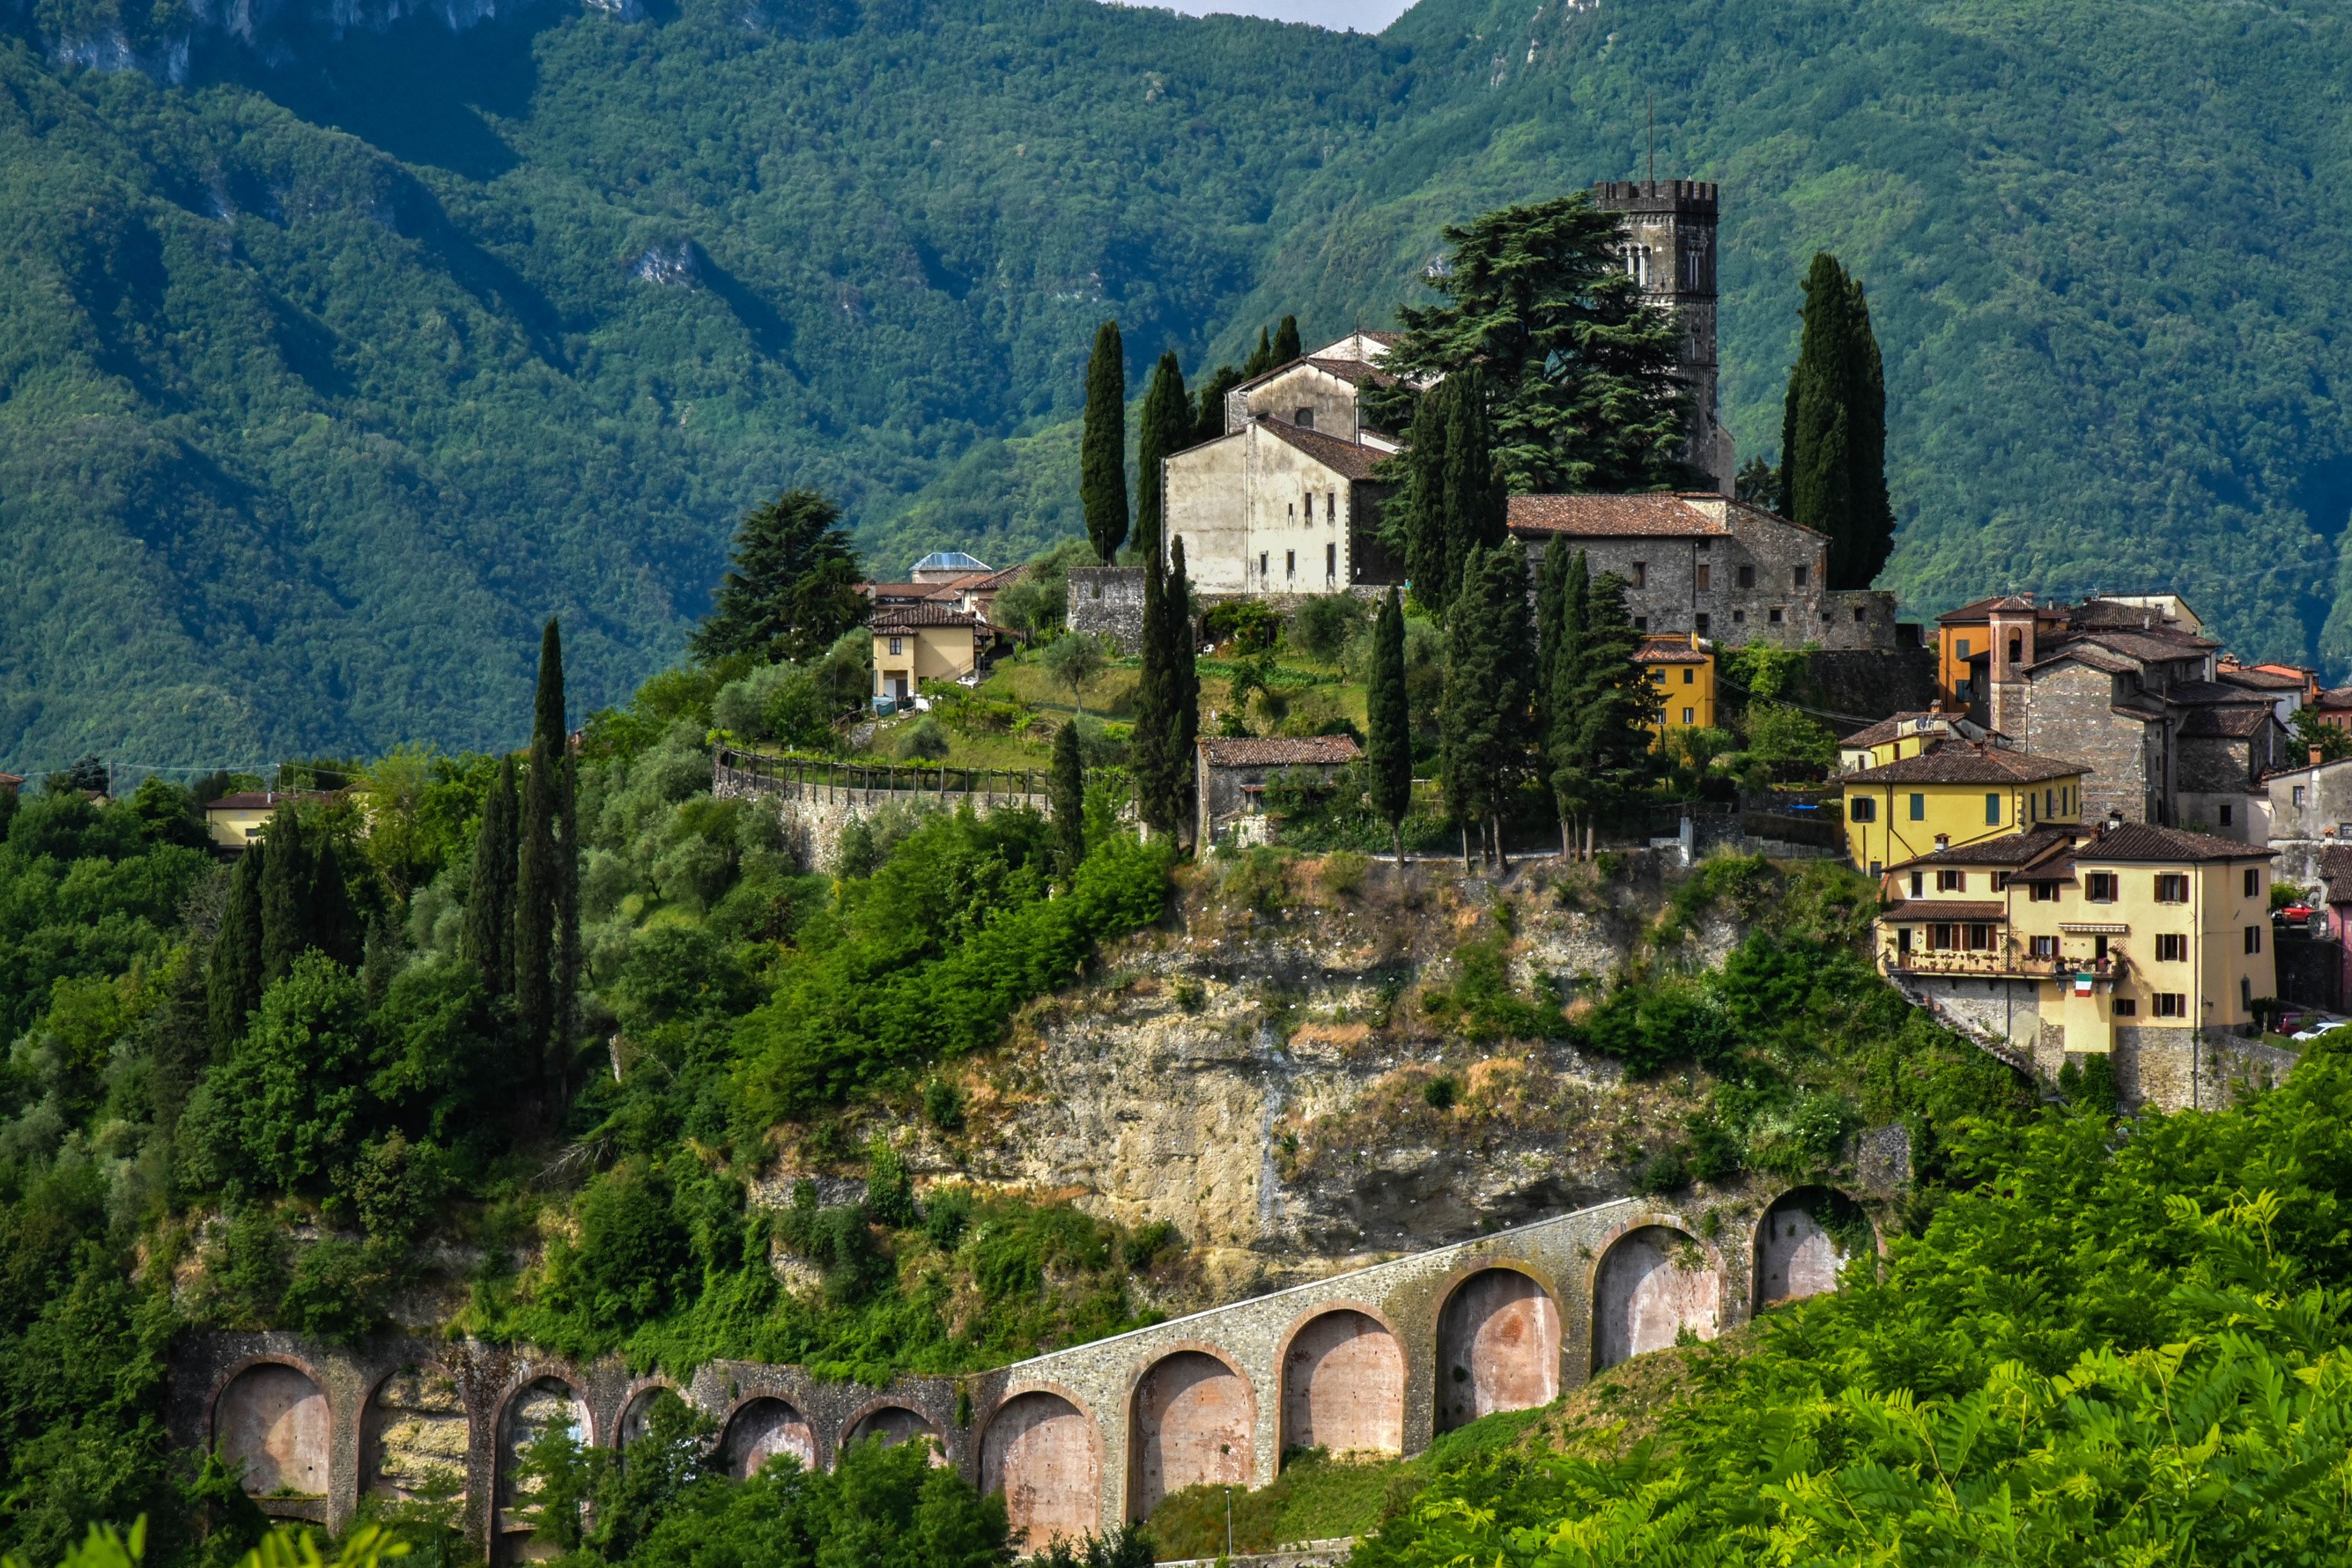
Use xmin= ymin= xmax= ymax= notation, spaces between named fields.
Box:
xmin=1253 ymin=417 xmax=1387 ymax=481
xmin=1506 ymin=493 xmax=1726 ymax=537
xmin=1890 ymin=825 xmax=2085 ymax=869
xmin=870 ymin=605 xmax=982 ymax=631
xmin=1936 ymin=596 xmax=2006 ymax=625
xmin=2317 ymin=845 xmax=2352 ymax=904
xmin=1302 ymin=356 xmax=1392 ymax=386
xmin=2217 ymin=667 xmax=2304 ymax=692
xmin=1198 ymin=735 xmax=1363 ymax=768
xmin=2180 ymin=706 xmax=2278 ymax=739
xmin=1844 ymin=740 xmax=2089 ymax=787
xmin=2075 ymin=822 xmax=2272 ymax=863
xmin=2065 ymin=627 xmax=2218 ymax=662
xmin=2153 ymin=679 xmax=2248 ymax=705
xmin=2312 ymin=687 xmax=2352 ymax=712
xmin=1632 ymin=638 xmax=1708 ymax=664
xmin=1839 ymin=711 xmax=1950 ymax=747
xmin=1881 ymin=900 xmax=2007 ymax=921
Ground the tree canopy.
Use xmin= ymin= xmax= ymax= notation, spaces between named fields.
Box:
xmin=690 ymin=493 xmax=869 ymax=666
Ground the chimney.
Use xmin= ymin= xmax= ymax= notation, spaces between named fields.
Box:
xmin=2313 ymin=745 xmax=2326 ymax=770
xmin=2104 ymin=809 xmax=2124 ymax=835
xmin=1934 ymin=833 xmax=1949 ymax=851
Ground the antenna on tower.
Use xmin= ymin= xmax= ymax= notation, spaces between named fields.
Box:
xmin=1646 ymin=92 xmax=1655 ymax=185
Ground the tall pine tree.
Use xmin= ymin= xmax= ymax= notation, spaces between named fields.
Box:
xmin=1365 ymin=588 xmax=1413 ymax=865
xmin=1193 ymin=366 xmax=1243 ymax=446
xmin=1050 ymin=719 xmax=1086 ymax=877
xmin=1538 ymin=544 xmax=1590 ymax=855
xmin=515 ymin=618 xmax=566 ymax=1069
xmin=687 ymin=490 xmax=866 ymax=663
xmin=558 ymin=748 xmax=581 ymax=1056
xmin=208 ymin=843 xmax=267 ymax=1050
xmin=1242 ymin=326 xmax=1275 ymax=378
xmin=1135 ymin=351 xmax=1189 ymax=562
xmin=464 ymin=756 xmax=518 ymax=998
xmin=1082 ymin=321 xmax=1129 ymax=563
xmin=1781 ymin=253 xmax=1894 ymax=588
xmin=1440 ymin=542 xmax=1535 ymax=868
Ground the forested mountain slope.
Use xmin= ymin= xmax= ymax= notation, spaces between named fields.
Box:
xmin=4 ymin=0 xmax=2350 ymax=765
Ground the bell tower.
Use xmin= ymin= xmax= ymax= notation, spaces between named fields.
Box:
xmin=1592 ymin=179 xmax=1735 ymax=493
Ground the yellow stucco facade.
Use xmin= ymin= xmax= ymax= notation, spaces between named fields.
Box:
xmin=1635 ymin=635 xmax=1713 ymax=742
xmin=1876 ymin=824 xmax=2274 ymax=1050
xmin=1841 ymin=741 xmax=2087 ymax=875
xmin=872 ymin=616 xmax=980 ymax=704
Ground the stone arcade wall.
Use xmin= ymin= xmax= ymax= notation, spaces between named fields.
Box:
xmin=173 ymin=1187 xmax=1874 ymax=1559
xmin=712 ymin=750 xmax=1053 ymax=873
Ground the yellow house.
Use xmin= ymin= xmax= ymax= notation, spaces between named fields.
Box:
xmin=1875 ymin=818 xmax=2275 ymax=1107
xmin=1841 ymin=739 xmax=2088 ymax=875
xmin=1635 ymin=634 xmax=1713 ymax=740
xmin=871 ymin=607 xmax=983 ymax=706
xmin=201 ymin=790 xmax=337 ymax=853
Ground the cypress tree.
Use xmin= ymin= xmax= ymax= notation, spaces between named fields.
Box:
xmin=515 ymin=618 xmax=566 ymax=1062
xmin=558 ymin=748 xmax=581 ymax=1054
xmin=1398 ymin=389 xmax=1451 ymax=610
xmin=1134 ymin=351 xmax=1189 ymax=562
xmin=1050 ymin=720 xmax=1086 ymax=877
xmin=1542 ymin=547 xmax=1593 ymax=854
xmin=464 ymin=757 xmax=518 ymax=998
xmin=1192 ymin=365 xmax=1243 ymax=446
xmin=1555 ymin=565 xmax=1655 ymax=856
xmin=1440 ymin=367 xmax=1507 ymax=602
xmin=1365 ymin=588 xmax=1413 ymax=866
xmin=1131 ymin=543 xmax=1177 ymax=837
xmin=310 ymin=837 xmax=359 ymax=969
xmin=1169 ymin=539 xmax=1200 ymax=834
xmin=1242 ymin=326 xmax=1275 ymax=378
xmin=259 ymin=805 xmax=313 ymax=986
xmin=1081 ymin=321 xmax=1129 ymax=564
xmin=1439 ymin=543 xmax=1535 ymax=867
xmin=1781 ymin=253 xmax=1895 ymax=588
xmin=208 ymin=843 xmax=267 ymax=1050
xmin=1269 ymin=314 xmax=1301 ymax=365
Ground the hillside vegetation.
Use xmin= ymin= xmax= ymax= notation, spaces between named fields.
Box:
xmin=6 ymin=0 xmax=2352 ymax=762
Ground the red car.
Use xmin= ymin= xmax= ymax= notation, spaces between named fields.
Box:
xmin=2277 ymin=904 xmax=2317 ymax=923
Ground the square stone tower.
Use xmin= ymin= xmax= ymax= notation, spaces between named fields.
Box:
xmin=1591 ymin=179 xmax=1735 ymax=493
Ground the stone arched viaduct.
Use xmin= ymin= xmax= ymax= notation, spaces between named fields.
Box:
xmin=173 ymin=1188 xmax=1868 ymax=1557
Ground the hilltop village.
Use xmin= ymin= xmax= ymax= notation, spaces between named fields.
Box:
xmin=6 ymin=179 xmax=2349 ymax=1568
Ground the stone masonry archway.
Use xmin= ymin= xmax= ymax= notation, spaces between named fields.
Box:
xmin=721 ymin=1397 xmax=817 ymax=1478
xmin=361 ymin=1365 xmax=467 ymax=1505
xmin=1128 ymin=1350 xmax=1254 ymax=1520
xmin=1434 ymin=1268 xmax=1559 ymax=1433
xmin=841 ymin=1404 xmax=942 ymax=1464
xmin=216 ymin=1362 xmax=331 ymax=1498
xmin=982 ymin=1390 xmax=1099 ymax=1552
xmin=498 ymin=1376 xmax=589 ymax=1561
xmin=1279 ymin=1308 xmax=1403 ymax=1459
xmin=1754 ymin=1188 xmax=1866 ymax=1309
xmin=1592 ymin=1226 xmax=1719 ymax=1370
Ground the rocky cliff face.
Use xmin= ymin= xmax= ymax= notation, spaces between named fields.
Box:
xmin=854 ymin=851 xmax=1765 ymax=1312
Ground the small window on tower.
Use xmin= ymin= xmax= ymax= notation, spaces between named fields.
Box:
xmin=1631 ymin=562 xmax=1647 ymax=588
xmin=1295 ymin=407 xmax=1314 ymax=430
xmin=1304 ymin=492 xmax=1313 ymax=519
xmin=1738 ymin=565 xmax=1757 ymax=588
xmin=1695 ymin=613 xmax=1711 ymax=634
xmin=1633 ymin=616 xmax=1648 ymax=632
xmin=1696 ymin=563 xmax=1712 ymax=590
xmin=1793 ymin=565 xmax=1808 ymax=588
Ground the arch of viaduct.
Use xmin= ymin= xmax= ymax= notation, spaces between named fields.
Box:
xmin=171 ymin=1187 xmax=1864 ymax=1557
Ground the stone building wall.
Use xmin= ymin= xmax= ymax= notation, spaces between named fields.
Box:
xmin=1069 ymin=567 xmax=1149 ymax=652
xmin=2017 ymin=662 xmax=2160 ymax=823
xmin=1518 ymin=530 xmax=1892 ymax=653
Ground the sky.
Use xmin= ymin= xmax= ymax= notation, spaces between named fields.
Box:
xmin=1120 ymin=0 xmax=1418 ymax=33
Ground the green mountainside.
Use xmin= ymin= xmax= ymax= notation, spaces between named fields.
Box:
xmin=4 ymin=0 xmax=2351 ymax=765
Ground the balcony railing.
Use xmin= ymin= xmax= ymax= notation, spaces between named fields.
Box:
xmin=1882 ymin=944 xmax=2129 ymax=981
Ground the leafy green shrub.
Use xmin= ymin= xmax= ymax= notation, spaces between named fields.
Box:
xmin=1320 ymin=848 xmax=1369 ymax=899
xmin=1288 ymin=595 xmax=1365 ymax=662
xmin=922 ymin=1187 xmax=974 ymax=1251
xmin=922 ymin=1078 xmax=965 ymax=1131
xmin=1205 ymin=600 xmax=1283 ymax=652
xmin=563 ymin=1164 xmax=691 ymax=1324
xmin=1121 ymin=1220 xmax=1179 ymax=1271
xmin=892 ymin=717 xmax=950 ymax=760
xmin=1422 ymin=1075 xmax=1460 ymax=1112
xmin=862 ymin=1142 xmax=919 ymax=1229
xmin=278 ymin=1240 xmax=383 ymax=1343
